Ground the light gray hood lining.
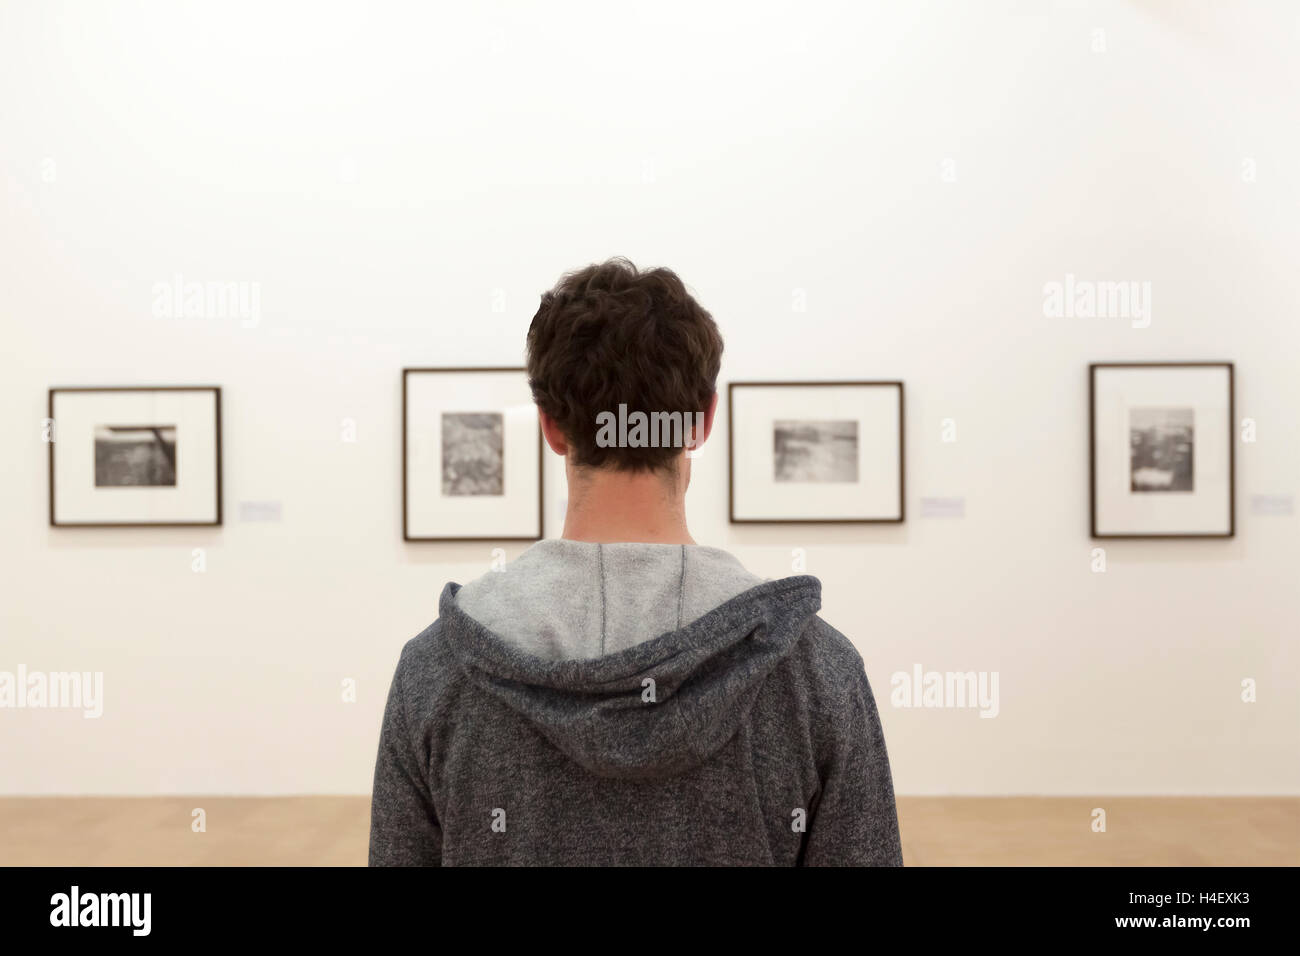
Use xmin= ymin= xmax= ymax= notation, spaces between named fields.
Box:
xmin=455 ymin=539 xmax=768 ymax=661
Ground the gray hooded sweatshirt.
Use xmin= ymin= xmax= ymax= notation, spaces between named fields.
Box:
xmin=369 ymin=540 xmax=902 ymax=866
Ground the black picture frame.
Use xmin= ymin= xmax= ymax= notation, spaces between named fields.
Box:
xmin=48 ymin=385 xmax=223 ymax=528
xmin=402 ymin=367 xmax=545 ymax=542
xmin=728 ymin=380 xmax=906 ymax=524
xmin=1088 ymin=362 xmax=1235 ymax=539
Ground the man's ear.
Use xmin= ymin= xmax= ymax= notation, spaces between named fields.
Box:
xmin=538 ymin=408 xmax=569 ymax=456
xmin=690 ymin=392 xmax=719 ymax=452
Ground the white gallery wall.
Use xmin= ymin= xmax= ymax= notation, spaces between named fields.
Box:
xmin=1 ymin=0 xmax=1297 ymax=795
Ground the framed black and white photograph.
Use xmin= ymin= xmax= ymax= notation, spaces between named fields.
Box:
xmin=49 ymin=386 xmax=222 ymax=527
xmin=1090 ymin=362 xmax=1234 ymax=538
xmin=729 ymin=381 xmax=904 ymax=523
xmin=403 ymin=367 xmax=543 ymax=541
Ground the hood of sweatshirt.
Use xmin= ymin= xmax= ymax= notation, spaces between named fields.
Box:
xmin=454 ymin=540 xmax=770 ymax=660
xmin=438 ymin=571 xmax=823 ymax=781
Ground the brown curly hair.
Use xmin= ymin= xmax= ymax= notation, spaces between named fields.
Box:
xmin=526 ymin=258 xmax=723 ymax=472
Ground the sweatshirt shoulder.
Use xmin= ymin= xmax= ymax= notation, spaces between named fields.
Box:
xmin=391 ymin=619 xmax=461 ymax=707
xmin=785 ymin=615 xmax=871 ymax=711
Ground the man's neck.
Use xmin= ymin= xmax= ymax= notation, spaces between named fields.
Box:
xmin=561 ymin=466 xmax=694 ymax=545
